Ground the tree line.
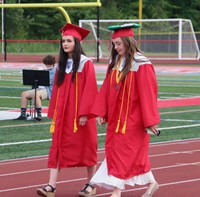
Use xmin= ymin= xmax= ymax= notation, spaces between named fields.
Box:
xmin=1 ymin=0 xmax=200 ymax=40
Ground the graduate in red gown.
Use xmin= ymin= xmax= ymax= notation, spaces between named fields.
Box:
xmin=37 ymin=23 xmax=98 ymax=197
xmin=90 ymin=24 xmax=160 ymax=197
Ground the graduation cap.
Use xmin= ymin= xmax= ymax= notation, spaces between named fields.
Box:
xmin=108 ymin=23 xmax=141 ymax=39
xmin=59 ymin=23 xmax=90 ymax=41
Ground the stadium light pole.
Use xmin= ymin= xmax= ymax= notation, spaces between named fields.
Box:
xmin=97 ymin=6 xmax=100 ymax=62
xmin=138 ymin=0 xmax=142 ymax=47
xmin=139 ymin=0 xmax=142 ymax=20
xmin=1 ymin=0 xmax=3 ymax=54
xmin=1 ymin=0 xmax=6 ymax=61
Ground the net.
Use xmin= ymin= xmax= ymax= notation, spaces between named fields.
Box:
xmin=79 ymin=19 xmax=200 ymax=61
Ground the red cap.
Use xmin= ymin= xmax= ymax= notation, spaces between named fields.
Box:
xmin=112 ymin=28 xmax=134 ymax=39
xmin=59 ymin=23 xmax=90 ymax=41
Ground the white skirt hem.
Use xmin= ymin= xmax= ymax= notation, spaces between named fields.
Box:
xmin=91 ymin=159 xmax=155 ymax=190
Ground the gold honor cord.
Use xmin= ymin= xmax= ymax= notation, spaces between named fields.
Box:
xmin=115 ymin=57 xmax=123 ymax=84
xmin=122 ymin=72 xmax=133 ymax=134
xmin=115 ymin=76 xmax=127 ymax=133
xmin=110 ymin=57 xmax=123 ymax=90
xmin=73 ymin=73 xmax=78 ymax=133
xmin=110 ymin=71 xmax=133 ymax=134
xmin=109 ymin=58 xmax=133 ymax=134
xmin=50 ymin=88 xmax=60 ymax=133
xmin=50 ymin=73 xmax=78 ymax=134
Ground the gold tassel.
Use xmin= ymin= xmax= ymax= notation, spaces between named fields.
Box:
xmin=49 ymin=89 xmax=59 ymax=134
xmin=115 ymin=120 xmax=120 ymax=133
xmin=73 ymin=119 xmax=78 ymax=133
xmin=50 ymin=121 xmax=55 ymax=133
xmin=122 ymin=121 xmax=127 ymax=134
xmin=73 ymin=73 xmax=78 ymax=133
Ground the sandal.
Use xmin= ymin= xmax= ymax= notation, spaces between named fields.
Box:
xmin=37 ymin=184 xmax=56 ymax=197
xmin=141 ymin=182 xmax=159 ymax=197
xmin=78 ymin=183 xmax=96 ymax=197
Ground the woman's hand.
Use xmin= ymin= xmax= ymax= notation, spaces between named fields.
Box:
xmin=146 ymin=125 xmax=160 ymax=136
xmin=97 ymin=117 xmax=106 ymax=126
xmin=79 ymin=116 xmax=87 ymax=126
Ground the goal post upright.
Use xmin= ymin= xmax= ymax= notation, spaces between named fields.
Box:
xmin=0 ymin=1 xmax=102 ymax=22
xmin=178 ymin=19 xmax=182 ymax=60
xmin=188 ymin=19 xmax=200 ymax=60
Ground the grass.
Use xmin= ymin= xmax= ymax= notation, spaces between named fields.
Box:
xmin=1 ymin=64 xmax=200 ymax=161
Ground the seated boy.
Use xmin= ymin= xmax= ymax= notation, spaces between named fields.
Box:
xmin=15 ymin=55 xmax=56 ymax=121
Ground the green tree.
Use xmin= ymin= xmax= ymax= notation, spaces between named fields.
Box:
xmin=100 ymin=0 xmax=124 ymax=19
xmin=143 ymin=0 xmax=172 ymax=19
xmin=21 ymin=0 xmax=65 ymax=39
xmin=1 ymin=0 xmax=31 ymax=39
xmin=21 ymin=0 xmax=97 ymax=39
xmin=168 ymin=0 xmax=200 ymax=31
xmin=1 ymin=0 xmax=200 ymax=40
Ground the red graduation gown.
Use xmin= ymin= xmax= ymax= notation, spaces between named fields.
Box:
xmin=48 ymin=57 xmax=98 ymax=168
xmin=91 ymin=57 xmax=160 ymax=179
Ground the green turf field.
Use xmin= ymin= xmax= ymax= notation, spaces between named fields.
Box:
xmin=1 ymin=65 xmax=200 ymax=161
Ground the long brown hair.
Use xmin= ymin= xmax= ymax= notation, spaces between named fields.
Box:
xmin=108 ymin=36 xmax=141 ymax=81
xmin=56 ymin=37 xmax=86 ymax=86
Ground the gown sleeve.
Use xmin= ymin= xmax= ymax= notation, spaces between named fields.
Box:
xmin=136 ymin=64 xmax=160 ymax=127
xmin=90 ymin=71 xmax=110 ymax=121
xmin=78 ymin=60 xmax=98 ymax=119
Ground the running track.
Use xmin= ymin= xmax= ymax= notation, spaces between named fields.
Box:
xmin=0 ymin=138 xmax=200 ymax=197
xmin=1 ymin=63 xmax=200 ymax=196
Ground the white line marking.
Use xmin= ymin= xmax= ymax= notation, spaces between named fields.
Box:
xmin=94 ymin=178 xmax=200 ymax=196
